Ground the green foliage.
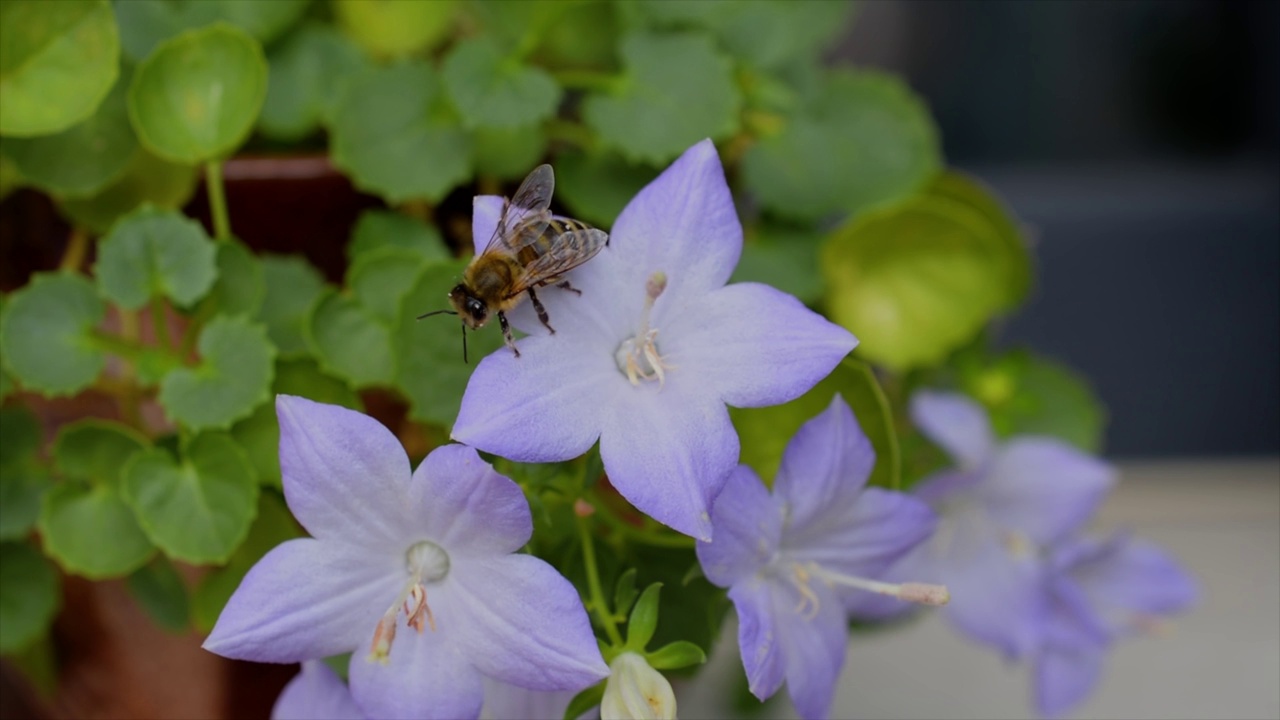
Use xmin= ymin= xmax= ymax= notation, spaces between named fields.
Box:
xmin=0 ymin=273 xmax=107 ymax=396
xmin=126 ymin=557 xmax=190 ymax=632
xmin=57 ymin=149 xmax=200 ymax=234
xmin=555 ymin=151 xmax=658 ymax=228
xmin=625 ymin=582 xmax=662 ymax=651
xmin=471 ymin=125 xmax=549 ymax=180
xmin=259 ymin=23 xmax=369 ymax=142
xmin=563 ymin=683 xmax=606 ymax=720
xmin=0 ymin=0 xmax=120 ymax=137
xmin=334 ymin=0 xmax=456 ymax=59
xmin=95 ymin=208 xmax=218 ymax=310
xmin=115 ymin=0 xmax=310 ymax=62
xmin=158 ymin=315 xmax=276 ymax=430
xmin=0 ymin=543 xmax=60 ymax=654
xmin=128 ymin=23 xmax=268 ymax=164
xmin=822 ymin=172 xmax=1032 ymax=370
xmin=730 ymin=224 xmax=824 ymax=305
xmin=0 ymin=406 xmax=48 ymax=540
xmin=254 ymin=255 xmax=326 ymax=356
xmin=347 ymin=211 xmax=450 ymax=264
xmin=208 ymin=239 xmax=266 ymax=318
xmin=443 ymin=37 xmax=561 ymax=129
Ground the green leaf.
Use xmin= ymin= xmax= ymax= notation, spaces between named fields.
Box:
xmin=126 ymin=556 xmax=189 ymax=632
xmin=191 ymin=491 xmax=300 ymax=632
xmin=394 ymin=260 xmax=503 ymax=427
xmin=0 ymin=407 xmax=48 ymax=540
xmin=254 ymin=255 xmax=326 ymax=356
xmin=583 ymin=32 xmax=740 ymax=164
xmin=613 ymin=567 xmax=638 ymax=618
xmin=306 ymin=290 xmax=394 ymax=387
xmin=57 ymin=148 xmax=200 ymax=234
xmin=0 ymin=543 xmax=60 ymax=654
xmin=334 ymin=0 xmax=455 ymax=59
xmin=52 ymin=419 xmax=149 ymax=487
xmin=128 ymin=23 xmax=268 ymax=164
xmin=555 ymin=151 xmax=658 ymax=228
xmin=259 ymin=23 xmax=369 ymax=142
xmin=731 ymin=357 xmax=900 ymax=490
xmin=646 ymin=640 xmax=706 ymax=670
xmin=729 ymin=225 xmax=823 ymax=305
xmin=159 ymin=315 xmax=275 ymax=430
xmin=329 ymin=61 xmax=472 ymax=203
xmin=116 ymin=0 xmax=311 ymax=62
xmin=95 ymin=207 xmax=218 ymax=310
xmin=821 ymin=172 xmax=1032 ymax=370
xmin=348 ymin=248 xmax=433 ymax=324
xmin=0 ymin=0 xmax=120 ymax=137
xmin=563 ymin=683 xmax=605 ymax=720
xmin=742 ymin=69 xmax=940 ymax=222
xmin=1 ymin=69 xmax=136 ymax=197
xmin=626 ymin=582 xmax=662 ymax=651
xmin=208 ymin=239 xmax=265 ymax=317
xmin=443 ymin=37 xmax=561 ymax=130
xmin=471 ymin=125 xmax=548 ymax=181
xmin=0 ymin=273 xmax=107 ymax=396
xmin=531 ymin=0 xmax=618 ymax=72
xmin=0 ymin=404 xmax=40 ymax=470
xmin=348 ymin=210 xmax=449 ymax=264
xmin=122 ymin=432 xmax=259 ymax=564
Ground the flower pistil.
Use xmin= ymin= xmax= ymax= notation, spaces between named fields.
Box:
xmin=367 ymin=540 xmax=451 ymax=664
xmin=615 ymin=272 xmax=675 ymax=388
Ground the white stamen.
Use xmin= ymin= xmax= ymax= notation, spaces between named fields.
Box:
xmin=615 ymin=272 xmax=675 ymax=388
xmin=366 ymin=541 xmax=451 ymax=663
xmin=796 ymin=562 xmax=950 ymax=608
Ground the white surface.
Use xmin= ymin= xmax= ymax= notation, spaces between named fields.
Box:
xmin=678 ymin=458 xmax=1280 ymax=720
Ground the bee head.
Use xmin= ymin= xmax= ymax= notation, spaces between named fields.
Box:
xmin=447 ymin=284 xmax=489 ymax=328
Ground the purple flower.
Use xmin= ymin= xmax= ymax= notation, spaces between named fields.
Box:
xmin=204 ymin=396 xmax=608 ymax=720
xmin=851 ymin=391 xmax=1117 ymax=659
xmin=1034 ymin=531 xmax=1197 ymax=717
xmin=452 ymin=140 xmax=856 ymax=540
xmin=696 ymin=397 xmax=942 ymax=720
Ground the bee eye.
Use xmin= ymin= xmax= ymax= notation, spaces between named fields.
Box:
xmin=467 ymin=299 xmax=485 ymax=318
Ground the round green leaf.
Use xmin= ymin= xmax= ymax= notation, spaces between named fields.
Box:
xmin=307 ymin=290 xmax=393 ymax=387
xmin=159 ymin=315 xmax=276 ymax=430
xmin=442 ymin=37 xmax=560 ymax=130
xmin=0 ymin=0 xmax=120 ymax=137
xmin=0 ymin=407 xmax=48 ymax=540
xmin=347 ymin=210 xmax=449 ymax=264
xmin=259 ymin=23 xmax=369 ymax=142
xmin=329 ymin=61 xmax=472 ymax=203
xmin=0 ymin=543 xmax=60 ymax=653
xmin=348 ymin=247 xmax=432 ymax=324
xmin=471 ymin=125 xmax=548 ymax=181
xmin=395 ymin=260 xmax=503 ymax=427
xmin=116 ymin=0 xmax=311 ymax=63
xmin=39 ymin=483 xmax=155 ymax=578
xmin=0 ymin=404 xmax=40 ymax=469
xmin=729 ymin=225 xmax=824 ymax=306
xmin=128 ymin=23 xmax=268 ymax=163
xmin=0 ymin=273 xmax=107 ymax=396
xmin=1 ymin=71 xmax=136 ymax=197
xmin=122 ymin=432 xmax=258 ymax=564
xmin=207 ymin=238 xmax=265 ymax=317
xmin=742 ymin=69 xmax=940 ymax=222
xmin=555 ymin=151 xmax=658 ymax=228
xmin=334 ymin=0 xmax=455 ymax=59
xmin=254 ymin=254 xmax=326 ymax=356
xmin=822 ymin=173 xmax=1031 ymax=370
xmin=126 ymin=556 xmax=189 ymax=632
xmin=53 ymin=419 xmax=149 ymax=487
xmin=583 ymin=32 xmax=740 ymax=164
xmin=57 ymin=148 xmax=200 ymax=234
xmin=95 ymin=207 xmax=218 ymax=310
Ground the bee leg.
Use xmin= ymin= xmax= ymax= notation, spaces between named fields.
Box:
xmin=556 ymin=281 xmax=583 ymax=296
xmin=527 ymin=287 xmax=556 ymax=335
xmin=498 ymin=311 xmax=520 ymax=357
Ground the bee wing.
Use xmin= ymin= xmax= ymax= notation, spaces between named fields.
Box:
xmin=482 ymin=165 xmax=555 ymax=255
xmin=508 ymin=228 xmax=610 ymax=297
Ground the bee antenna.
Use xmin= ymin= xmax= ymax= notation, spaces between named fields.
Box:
xmin=461 ymin=323 xmax=469 ymax=364
xmin=417 ymin=309 xmax=457 ymax=320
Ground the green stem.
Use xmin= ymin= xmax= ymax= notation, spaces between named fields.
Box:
xmin=89 ymin=331 xmax=184 ymax=374
xmin=553 ymin=69 xmax=625 ymax=94
xmin=59 ymin=228 xmax=89 ymax=273
xmin=592 ymin=497 xmax=695 ymax=549
xmin=544 ymin=119 xmax=597 ymax=151
xmin=577 ymin=513 xmax=623 ymax=647
xmin=115 ymin=310 xmax=145 ymax=430
xmin=150 ymin=296 xmax=171 ymax=350
xmin=205 ymin=161 xmax=231 ymax=240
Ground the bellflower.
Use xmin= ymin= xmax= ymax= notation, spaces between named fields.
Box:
xmin=204 ymin=396 xmax=608 ymax=720
xmin=696 ymin=397 xmax=943 ymax=720
xmin=452 ymin=140 xmax=857 ymax=540
xmin=850 ymin=391 xmax=1116 ymax=660
xmin=600 ymin=652 xmax=677 ymax=720
xmin=1035 ymin=531 xmax=1197 ymax=717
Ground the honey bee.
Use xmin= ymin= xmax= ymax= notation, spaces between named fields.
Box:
xmin=418 ymin=164 xmax=609 ymax=361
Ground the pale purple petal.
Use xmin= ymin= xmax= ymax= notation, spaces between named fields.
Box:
xmin=912 ymin=469 xmax=983 ymax=506
xmin=909 ymin=391 xmax=994 ymax=470
xmin=772 ymin=579 xmax=847 ymax=720
xmin=1072 ymin=534 xmax=1198 ymax=619
xmin=940 ymin=520 xmax=1048 ymax=659
xmin=728 ymin=579 xmax=785 ymax=703
xmin=452 ymin=333 xmax=614 ymax=462
xmin=1044 ymin=572 xmax=1112 ymax=650
xmin=349 ymin=620 xmax=484 ymax=720
xmin=272 ymin=661 xmax=364 ymax=720
xmin=667 ymin=283 xmax=855 ymax=408
xmin=472 ymin=196 xmax=505 ymax=256
xmin=598 ymin=392 xmax=738 ymax=541
xmin=480 ymin=678 xmax=576 ymax=720
xmin=792 ymin=488 xmax=937 ymax=585
xmin=1034 ymin=645 xmax=1106 ymax=718
xmin=697 ymin=465 xmax=782 ymax=588
xmin=276 ymin=395 xmax=411 ymax=548
xmin=204 ymin=538 xmax=402 ymax=662
xmin=979 ymin=438 xmax=1115 ymax=545
xmin=774 ymin=396 xmax=875 ymax=534
xmin=446 ymin=554 xmax=608 ymax=690
xmin=408 ymin=444 xmax=531 ymax=557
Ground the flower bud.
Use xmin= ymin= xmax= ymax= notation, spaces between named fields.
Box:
xmin=600 ymin=652 xmax=677 ymax=720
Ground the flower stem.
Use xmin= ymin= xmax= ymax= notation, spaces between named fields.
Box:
xmin=205 ymin=161 xmax=231 ymax=240
xmin=591 ymin=495 xmax=694 ymax=549
xmin=577 ymin=513 xmax=624 ymax=647
xmin=150 ymin=297 xmax=171 ymax=349
xmin=544 ymin=119 xmax=597 ymax=151
xmin=59 ymin=227 xmax=89 ymax=273
xmin=552 ymin=69 xmax=625 ymax=93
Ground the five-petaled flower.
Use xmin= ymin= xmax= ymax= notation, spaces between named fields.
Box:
xmin=696 ymin=396 xmax=945 ymax=720
xmin=204 ymin=396 xmax=608 ymax=720
xmin=451 ymin=139 xmax=857 ymax=541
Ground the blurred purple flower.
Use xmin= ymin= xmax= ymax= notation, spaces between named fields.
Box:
xmin=452 ymin=140 xmax=856 ymax=540
xmin=1034 ymin=531 xmax=1198 ymax=717
xmin=204 ymin=396 xmax=607 ymax=720
xmin=696 ymin=397 xmax=941 ymax=720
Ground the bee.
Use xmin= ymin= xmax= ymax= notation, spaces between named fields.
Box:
xmin=418 ymin=164 xmax=609 ymax=361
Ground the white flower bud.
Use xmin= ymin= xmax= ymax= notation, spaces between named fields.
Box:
xmin=600 ymin=652 xmax=677 ymax=720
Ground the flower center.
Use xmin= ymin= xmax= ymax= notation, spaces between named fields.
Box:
xmin=614 ymin=271 xmax=676 ymax=388
xmin=367 ymin=540 xmax=451 ymax=664
xmin=783 ymin=560 xmax=949 ymax=619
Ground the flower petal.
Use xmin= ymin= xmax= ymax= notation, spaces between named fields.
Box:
xmin=408 ymin=444 xmax=531 ymax=557
xmin=1074 ymin=533 xmax=1198 ymax=620
xmin=610 ymin=139 xmax=741 ymax=300
xmin=1034 ymin=645 xmax=1106 ymax=718
xmin=940 ymin=522 xmax=1048 ymax=659
xmin=774 ymin=397 xmax=874 ymax=533
xmin=472 ymin=196 xmax=505 ymax=256
xmin=792 ymin=488 xmax=937 ymax=584
xmin=669 ymin=284 xmax=855 ymax=408
xmin=204 ymin=538 xmax=402 ymax=663
xmin=772 ymin=579 xmax=847 ymax=720
xmin=728 ymin=579 xmax=785 ymax=703
xmin=598 ymin=392 xmax=738 ymax=541
xmin=698 ymin=465 xmax=782 ymax=588
xmin=979 ymin=438 xmax=1115 ymax=545
xmin=276 ymin=395 xmax=412 ymax=548
xmin=480 ymin=678 xmax=575 ymax=720
xmin=446 ymin=554 xmax=608 ymax=691
xmin=272 ymin=661 xmax=364 ymax=720
xmin=348 ymin=619 xmax=484 ymax=720
xmin=452 ymin=333 xmax=614 ymax=462
xmin=909 ymin=391 xmax=994 ymax=470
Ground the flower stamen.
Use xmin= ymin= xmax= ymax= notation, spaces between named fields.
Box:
xmin=366 ymin=541 xmax=450 ymax=663
xmin=801 ymin=562 xmax=950 ymax=607
xmin=615 ymin=271 xmax=676 ymax=388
